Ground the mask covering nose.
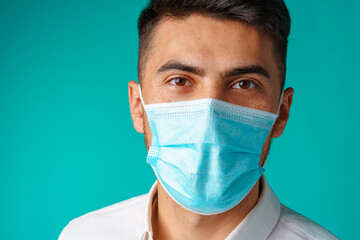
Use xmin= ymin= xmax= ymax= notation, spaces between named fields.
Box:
xmin=139 ymin=85 xmax=282 ymax=215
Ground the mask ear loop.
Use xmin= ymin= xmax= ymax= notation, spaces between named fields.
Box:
xmin=276 ymin=91 xmax=284 ymax=116
xmin=138 ymin=85 xmax=146 ymax=107
xmin=263 ymin=91 xmax=283 ymax=169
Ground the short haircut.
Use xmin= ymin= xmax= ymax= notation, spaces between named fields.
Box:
xmin=137 ymin=0 xmax=291 ymax=90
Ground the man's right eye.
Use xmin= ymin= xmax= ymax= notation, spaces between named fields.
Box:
xmin=168 ymin=78 xmax=191 ymax=86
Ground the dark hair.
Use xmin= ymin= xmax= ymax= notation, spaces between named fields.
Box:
xmin=137 ymin=0 xmax=291 ymax=89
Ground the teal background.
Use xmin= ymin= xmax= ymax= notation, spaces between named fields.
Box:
xmin=0 ymin=0 xmax=359 ymax=239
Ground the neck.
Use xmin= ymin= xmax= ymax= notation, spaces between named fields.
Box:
xmin=152 ymin=180 xmax=260 ymax=240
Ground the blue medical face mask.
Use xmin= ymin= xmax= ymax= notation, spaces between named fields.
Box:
xmin=139 ymin=87 xmax=281 ymax=215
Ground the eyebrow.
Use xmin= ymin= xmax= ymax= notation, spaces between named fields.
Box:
xmin=157 ymin=60 xmax=205 ymax=76
xmin=157 ymin=60 xmax=270 ymax=80
xmin=221 ymin=65 xmax=271 ymax=80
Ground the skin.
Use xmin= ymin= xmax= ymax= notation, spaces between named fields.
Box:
xmin=128 ymin=15 xmax=294 ymax=240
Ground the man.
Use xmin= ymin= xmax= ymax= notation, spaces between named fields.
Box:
xmin=59 ymin=0 xmax=338 ymax=239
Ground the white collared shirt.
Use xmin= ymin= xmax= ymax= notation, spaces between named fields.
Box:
xmin=59 ymin=177 xmax=338 ymax=240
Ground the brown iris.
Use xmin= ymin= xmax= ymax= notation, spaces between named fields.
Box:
xmin=173 ymin=78 xmax=187 ymax=86
xmin=238 ymin=80 xmax=251 ymax=89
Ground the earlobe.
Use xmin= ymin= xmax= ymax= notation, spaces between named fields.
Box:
xmin=128 ymin=80 xmax=145 ymax=133
xmin=272 ymin=87 xmax=294 ymax=138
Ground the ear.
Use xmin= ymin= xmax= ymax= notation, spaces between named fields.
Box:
xmin=128 ymin=80 xmax=144 ymax=133
xmin=271 ymin=87 xmax=294 ymax=138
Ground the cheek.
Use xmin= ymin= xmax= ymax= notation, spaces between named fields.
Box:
xmin=245 ymin=87 xmax=279 ymax=113
xmin=249 ymin=94 xmax=279 ymax=113
xmin=251 ymin=102 xmax=273 ymax=112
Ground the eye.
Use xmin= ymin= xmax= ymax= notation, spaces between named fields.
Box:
xmin=232 ymin=80 xmax=255 ymax=90
xmin=168 ymin=77 xmax=191 ymax=86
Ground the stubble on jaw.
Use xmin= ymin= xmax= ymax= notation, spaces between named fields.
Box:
xmin=143 ymin=116 xmax=151 ymax=151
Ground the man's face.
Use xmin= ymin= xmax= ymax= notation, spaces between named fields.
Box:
xmin=129 ymin=14 xmax=294 ymax=166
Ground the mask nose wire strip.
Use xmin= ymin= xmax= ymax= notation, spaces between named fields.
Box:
xmin=276 ymin=92 xmax=284 ymax=115
xmin=139 ymin=84 xmax=283 ymax=116
xmin=138 ymin=85 xmax=146 ymax=108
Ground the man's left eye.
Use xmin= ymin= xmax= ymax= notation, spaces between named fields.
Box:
xmin=232 ymin=80 xmax=255 ymax=89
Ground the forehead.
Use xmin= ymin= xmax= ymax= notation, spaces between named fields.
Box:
xmin=144 ymin=14 xmax=279 ymax=86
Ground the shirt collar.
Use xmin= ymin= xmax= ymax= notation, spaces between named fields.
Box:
xmin=142 ymin=181 xmax=157 ymax=240
xmin=142 ymin=176 xmax=280 ymax=240
xmin=225 ymin=176 xmax=281 ymax=239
